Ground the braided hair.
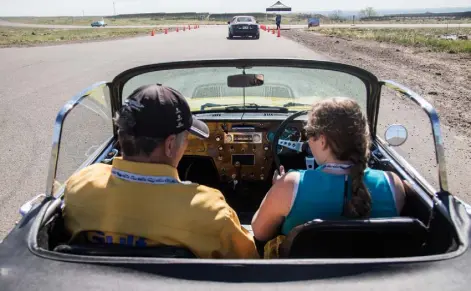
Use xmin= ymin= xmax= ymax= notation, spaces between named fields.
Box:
xmin=304 ymin=98 xmax=372 ymax=218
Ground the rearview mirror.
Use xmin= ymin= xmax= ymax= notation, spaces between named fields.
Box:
xmin=227 ymin=74 xmax=264 ymax=87
xmin=385 ymin=124 xmax=408 ymax=146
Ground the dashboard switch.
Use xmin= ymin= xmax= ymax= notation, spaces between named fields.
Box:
xmin=218 ymin=145 xmax=223 ymax=151
xmin=264 ymin=145 xmax=269 ymax=151
xmin=218 ymin=155 xmax=223 ymax=161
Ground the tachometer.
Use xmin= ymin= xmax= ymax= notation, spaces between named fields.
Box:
xmin=281 ymin=126 xmax=301 ymax=142
xmin=267 ymin=126 xmax=302 ymax=153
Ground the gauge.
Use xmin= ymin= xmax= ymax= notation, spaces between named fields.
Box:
xmin=267 ymin=126 xmax=302 ymax=154
xmin=281 ymin=126 xmax=302 ymax=142
xmin=252 ymin=133 xmax=262 ymax=143
xmin=224 ymin=135 xmax=233 ymax=143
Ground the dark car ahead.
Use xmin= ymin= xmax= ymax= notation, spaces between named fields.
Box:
xmin=228 ymin=16 xmax=260 ymax=39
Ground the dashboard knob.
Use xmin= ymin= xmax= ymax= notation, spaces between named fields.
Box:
xmin=260 ymin=174 xmax=265 ymax=180
xmin=235 ymin=161 xmax=240 ymax=167
xmin=218 ymin=155 xmax=223 ymax=161
xmin=215 ymin=136 xmax=221 ymax=141
xmin=218 ymin=145 xmax=223 ymax=151
xmin=264 ymin=145 xmax=269 ymax=151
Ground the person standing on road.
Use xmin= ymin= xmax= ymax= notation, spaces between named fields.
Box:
xmin=276 ymin=14 xmax=281 ymax=30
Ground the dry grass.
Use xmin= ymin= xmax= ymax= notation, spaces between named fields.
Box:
xmin=0 ymin=27 xmax=157 ymax=47
xmin=310 ymin=27 xmax=471 ymax=53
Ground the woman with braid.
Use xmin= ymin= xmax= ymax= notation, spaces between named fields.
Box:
xmin=251 ymin=98 xmax=406 ymax=257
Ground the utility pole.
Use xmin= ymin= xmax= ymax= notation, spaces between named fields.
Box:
xmin=113 ymin=1 xmax=116 ymax=16
xmin=82 ymin=10 xmax=85 ymax=17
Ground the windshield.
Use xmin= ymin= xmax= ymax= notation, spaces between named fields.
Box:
xmin=236 ymin=17 xmax=254 ymax=22
xmin=122 ymin=66 xmax=368 ymax=112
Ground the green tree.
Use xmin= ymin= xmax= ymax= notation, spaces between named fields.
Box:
xmin=359 ymin=7 xmax=378 ymax=18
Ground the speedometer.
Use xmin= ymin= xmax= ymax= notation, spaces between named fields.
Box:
xmin=267 ymin=126 xmax=302 ymax=153
xmin=281 ymin=126 xmax=302 ymax=142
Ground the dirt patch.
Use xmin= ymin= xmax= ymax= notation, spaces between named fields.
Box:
xmin=283 ymin=29 xmax=471 ymax=139
xmin=284 ymin=29 xmax=471 ymax=203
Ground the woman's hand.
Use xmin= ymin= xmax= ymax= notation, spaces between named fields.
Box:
xmin=272 ymin=165 xmax=286 ymax=185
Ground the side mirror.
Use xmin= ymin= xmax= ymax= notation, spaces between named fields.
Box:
xmin=227 ymin=74 xmax=265 ymax=87
xmin=384 ymin=124 xmax=408 ymax=146
xmin=227 ymin=21 xmax=230 ymax=24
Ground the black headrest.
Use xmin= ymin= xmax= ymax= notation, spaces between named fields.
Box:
xmin=279 ymin=217 xmax=428 ymax=258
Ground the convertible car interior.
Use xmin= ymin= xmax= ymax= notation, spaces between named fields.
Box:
xmin=35 ymin=118 xmax=458 ymax=260
xmin=27 ymin=59 xmax=465 ymax=261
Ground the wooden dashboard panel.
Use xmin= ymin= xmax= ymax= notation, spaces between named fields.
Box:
xmin=185 ymin=121 xmax=304 ymax=182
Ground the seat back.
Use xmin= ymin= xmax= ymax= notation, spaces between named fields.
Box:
xmin=279 ymin=217 xmax=428 ymax=258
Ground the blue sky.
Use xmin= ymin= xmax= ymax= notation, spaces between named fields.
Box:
xmin=1 ymin=0 xmax=470 ymax=16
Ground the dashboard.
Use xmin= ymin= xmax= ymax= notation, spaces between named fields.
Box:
xmin=185 ymin=113 xmax=307 ymax=182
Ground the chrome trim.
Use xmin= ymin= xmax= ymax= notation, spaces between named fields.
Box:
xmin=19 ymin=194 xmax=46 ymax=217
xmin=45 ymin=82 xmax=108 ymax=198
xmin=279 ymin=139 xmax=304 ymax=152
xmin=380 ymin=80 xmax=448 ymax=193
xmin=455 ymin=198 xmax=471 ymax=216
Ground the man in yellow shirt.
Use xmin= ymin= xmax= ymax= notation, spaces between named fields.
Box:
xmin=63 ymin=84 xmax=259 ymax=259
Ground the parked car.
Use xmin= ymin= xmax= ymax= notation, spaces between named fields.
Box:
xmin=228 ymin=16 xmax=260 ymax=39
xmin=1 ymin=58 xmax=470 ymax=291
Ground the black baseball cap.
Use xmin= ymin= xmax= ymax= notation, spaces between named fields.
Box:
xmin=120 ymin=84 xmax=209 ymax=139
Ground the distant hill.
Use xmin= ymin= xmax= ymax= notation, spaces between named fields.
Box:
xmin=303 ymin=7 xmax=471 ymax=17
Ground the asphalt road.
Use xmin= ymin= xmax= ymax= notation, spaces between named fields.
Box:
xmin=0 ymin=26 xmax=324 ymax=240
xmin=1 ymin=19 xmax=471 ymax=29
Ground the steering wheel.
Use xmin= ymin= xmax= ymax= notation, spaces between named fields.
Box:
xmin=272 ymin=110 xmax=310 ymax=172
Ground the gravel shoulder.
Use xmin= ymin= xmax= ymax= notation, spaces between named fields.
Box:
xmin=283 ymin=29 xmax=471 ymax=203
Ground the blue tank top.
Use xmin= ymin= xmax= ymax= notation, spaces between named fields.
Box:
xmin=280 ymin=167 xmax=398 ymax=235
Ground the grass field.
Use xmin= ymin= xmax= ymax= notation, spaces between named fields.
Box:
xmin=310 ymin=27 xmax=471 ymax=53
xmin=2 ymin=16 xmax=226 ymax=26
xmin=0 ymin=27 xmax=157 ymax=47
xmin=3 ymin=15 xmax=471 ymax=26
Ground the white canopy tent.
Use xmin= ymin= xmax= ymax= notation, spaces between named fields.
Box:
xmin=265 ymin=1 xmax=292 ymax=22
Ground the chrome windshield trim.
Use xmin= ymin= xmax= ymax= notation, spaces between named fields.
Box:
xmin=380 ymin=80 xmax=449 ymax=193
xmin=45 ymin=81 xmax=108 ymax=198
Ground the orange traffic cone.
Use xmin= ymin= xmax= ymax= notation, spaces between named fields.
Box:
xmin=272 ymin=28 xmax=275 ymax=34
xmin=165 ymin=28 xmax=168 ymax=34
xmin=183 ymin=26 xmax=185 ymax=31
xmin=176 ymin=27 xmax=179 ymax=32
xmin=151 ymin=29 xmax=155 ymax=36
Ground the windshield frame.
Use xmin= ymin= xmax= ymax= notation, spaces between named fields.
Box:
xmin=110 ymin=58 xmax=381 ymax=136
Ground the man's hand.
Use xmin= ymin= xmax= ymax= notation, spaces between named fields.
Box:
xmin=272 ymin=165 xmax=286 ymax=185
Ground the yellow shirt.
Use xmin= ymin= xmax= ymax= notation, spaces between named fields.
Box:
xmin=63 ymin=157 xmax=259 ymax=259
